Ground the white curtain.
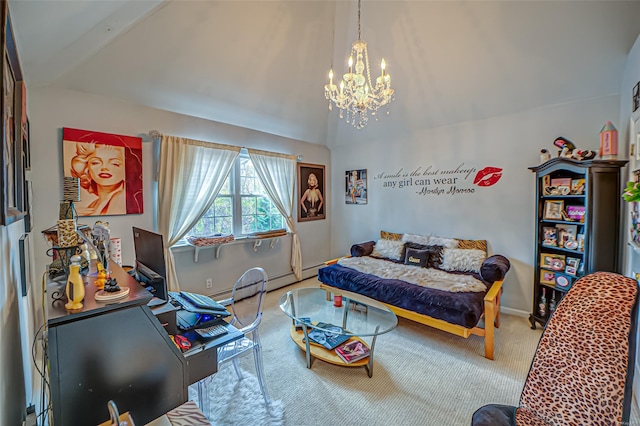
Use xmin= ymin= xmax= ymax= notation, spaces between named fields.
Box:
xmin=158 ymin=135 xmax=240 ymax=291
xmin=248 ymin=148 xmax=302 ymax=281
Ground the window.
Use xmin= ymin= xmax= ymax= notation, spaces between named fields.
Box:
xmin=187 ymin=151 xmax=285 ymax=237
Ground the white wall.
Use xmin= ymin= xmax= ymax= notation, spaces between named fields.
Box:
xmin=29 ymin=86 xmax=331 ymax=298
xmin=329 ymin=95 xmax=621 ymax=314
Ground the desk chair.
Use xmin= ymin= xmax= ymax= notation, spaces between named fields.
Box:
xmin=197 ymin=267 xmax=271 ymax=413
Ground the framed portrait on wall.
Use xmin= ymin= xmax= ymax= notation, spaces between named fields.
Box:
xmin=0 ymin=4 xmax=26 ymax=225
xmin=62 ymin=128 xmax=143 ymax=217
xmin=297 ymin=162 xmax=325 ymax=222
xmin=345 ymin=169 xmax=367 ymax=204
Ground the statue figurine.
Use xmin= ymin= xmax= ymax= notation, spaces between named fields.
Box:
xmin=540 ymin=149 xmax=551 ymax=163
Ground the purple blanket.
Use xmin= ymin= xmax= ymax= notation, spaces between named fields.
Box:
xmin=318 ymin=264 xmax=487 ymax=328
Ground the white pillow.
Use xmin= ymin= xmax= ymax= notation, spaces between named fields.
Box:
xmin=440 ymin=248 xmax=486 ymax=272
xmin=372 ymin=239 xmax=405 ymax=261
xmin=402 ymin=233 xmax=431 ymax=246
xmin=427 ymin=236 xmax=459 ymax=249
xmin=402 ymin=233 xmax=459 ymax=249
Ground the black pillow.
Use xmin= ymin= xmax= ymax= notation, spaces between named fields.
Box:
xmin=404 ymin=242 xmax=443 ymax=268
xmin=404 ymin=248 xmax=429 ymax=267
xmin=350 ymin=241 xmax=375 ymax=257
xmin=480 ymin=255 xmax=511 ymax=283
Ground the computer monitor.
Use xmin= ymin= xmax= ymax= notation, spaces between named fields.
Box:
xmin=132 ymin=227 xmax=168 ymax=302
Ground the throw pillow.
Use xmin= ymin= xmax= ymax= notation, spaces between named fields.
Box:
xmin=402 ymin=233 xmax=431 ymax=246
xmin=404 ymin=248 xmax=429 ymax=267
xmin=425 ymin=245 xmax=445 ymax=268
xmin=380 ymin=230 xmax=403 ymax=241
xmin=350 ymin=241 xmax=375 ymax=257
xmin=440 ymin=248 xmax=486 ymax=273
xmin=427 ymin=236 xmax=459 ymax=249
xmin=480 ymin=255 xmax=511 ymax=283
xmin=371 ymin=239 xmax=405 ymax=261
xmin=456 ymin=239 xmax=488 ymax=253
xmin=402 ymin=233 xmax=459 ymax=249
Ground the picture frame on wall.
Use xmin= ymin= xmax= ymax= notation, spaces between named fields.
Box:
xmin=633 ymin=81 xmax=639 ymax=112
xmin=297 ymin=162 xmax=325 ymax=222
xmin=345 ymin=169 xmax=367 ymax=204
xmin=62 ymin=128 xmax=144 ymax=216
xmin=0 ymin=4 xmax=26 ymax=225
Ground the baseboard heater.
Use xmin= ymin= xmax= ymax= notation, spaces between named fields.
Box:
xmin=206 ymin=263 xmax=324 ymax=299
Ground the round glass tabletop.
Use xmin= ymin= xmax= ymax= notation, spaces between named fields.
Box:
xmin=278 ymin=287 xmax=397 ymax=337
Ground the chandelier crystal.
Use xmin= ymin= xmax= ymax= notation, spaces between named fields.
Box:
xmin=324 ymin=0 xmax=394 ymax=129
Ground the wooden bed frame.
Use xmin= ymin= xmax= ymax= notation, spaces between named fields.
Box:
xmin=320 ymin=258 xmax=503 ymax=360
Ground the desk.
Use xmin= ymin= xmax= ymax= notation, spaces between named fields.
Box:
xmin=46 ymin=263 xmax=242 ymax=426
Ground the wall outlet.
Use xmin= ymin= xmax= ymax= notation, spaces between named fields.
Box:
xmin=205 ymin=278 xmax=213 ymax=289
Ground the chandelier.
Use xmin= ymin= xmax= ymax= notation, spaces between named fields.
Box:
xmin=324 ymin=0 xmax=394 ymax=129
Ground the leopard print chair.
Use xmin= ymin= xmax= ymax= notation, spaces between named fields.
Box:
xmin=472 ymin=272 xmax=639 ymax=426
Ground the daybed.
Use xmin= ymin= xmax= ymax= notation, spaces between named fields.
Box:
xmin=318 ymin=231 xmax=510 ymax=360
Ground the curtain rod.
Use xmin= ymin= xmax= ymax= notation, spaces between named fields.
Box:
xmin=147 ymin=130 xmax=303 ymax=161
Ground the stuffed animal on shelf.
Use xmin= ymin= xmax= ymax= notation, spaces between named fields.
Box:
xmin=570 ymin=149 xmax=596 ymax=161
xmin=554 ymin=136 xmax=576 ymax=153
xmin=552 ymin=136 xmax=596 ymax=161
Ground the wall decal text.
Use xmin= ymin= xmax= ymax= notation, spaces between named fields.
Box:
xmin=373 ymin=163 xmax=502 ymax=196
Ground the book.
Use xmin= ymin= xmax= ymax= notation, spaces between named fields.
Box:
xmin=305 ymin=322 xmax=351 ymax=350
xmin=294 ymin=317 xmax=312 ymax=331
xmin=566 ymin=205 xmax=585 ymax=222
xmin=335 ymin=340 xmax=371 ymax=364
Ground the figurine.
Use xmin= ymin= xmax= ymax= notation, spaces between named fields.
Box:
xmin=540 ymin=149 xmax=551 ymax=163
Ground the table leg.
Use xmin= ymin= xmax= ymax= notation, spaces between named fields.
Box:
xmin=301 ymin=323 xmax=313 ymax=368
xmin=365 ymin=326 xmax=380 ymax=378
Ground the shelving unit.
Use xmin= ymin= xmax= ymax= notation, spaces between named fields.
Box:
xmin=528 ymin=157 xmax=627 ymax=329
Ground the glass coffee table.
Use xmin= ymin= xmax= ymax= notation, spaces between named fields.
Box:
xmin=279 ymin=287 xmax=397 ymax=377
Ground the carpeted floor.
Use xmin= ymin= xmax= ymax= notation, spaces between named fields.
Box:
xmin=215 ymin=277 xmax=640 ymax=425
xmin=189 ymin=366 xmax=284 ymax=426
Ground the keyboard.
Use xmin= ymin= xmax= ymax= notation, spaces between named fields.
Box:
xmin=179 ymin=291 xmax=227 ymax=311
xmin=195 ymin=323 xmax=228 ymax=339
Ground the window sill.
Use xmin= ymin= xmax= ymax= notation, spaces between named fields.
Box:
xmin=171 ymin=234 xmax=289 ymax=262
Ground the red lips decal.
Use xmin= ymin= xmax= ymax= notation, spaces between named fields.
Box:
xmin=473 ymin=167 xmax=503 ymax=187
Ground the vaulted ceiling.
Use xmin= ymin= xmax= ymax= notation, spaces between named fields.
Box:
xmin=8 ymin=1 xmax=640 ymax=146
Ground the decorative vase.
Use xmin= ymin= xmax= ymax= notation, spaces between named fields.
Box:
xmin=65 ymin=255 xmax=85 ymax=311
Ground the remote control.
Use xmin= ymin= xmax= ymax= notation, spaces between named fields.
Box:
xmin=195 ymin=324 xmax=228 ymax=339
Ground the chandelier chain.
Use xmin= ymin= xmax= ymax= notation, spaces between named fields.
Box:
xmin=357 ymin=0 xmax=361 ymax=40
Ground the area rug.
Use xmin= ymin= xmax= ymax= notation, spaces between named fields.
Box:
xmin=188 ymin=366 xmax=284 ymax=426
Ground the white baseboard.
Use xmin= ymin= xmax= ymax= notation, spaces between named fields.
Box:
xmin=208 ymin=264 xmax=324 ymax=300
xmin=500 ymin=306 xmax=530 ymax=318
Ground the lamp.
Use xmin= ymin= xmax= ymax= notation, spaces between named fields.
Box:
xmin=324 ymin=0 xmax=394 ymax=129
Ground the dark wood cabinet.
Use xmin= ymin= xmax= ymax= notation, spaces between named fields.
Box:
xmin=528 ymin=158 xmax=627 ymax=329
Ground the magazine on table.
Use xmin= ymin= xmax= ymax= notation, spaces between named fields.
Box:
xmin=294 ymin=317 xmax=312 ymax=331
xmin=335 ymin=340 xmax=370 ymax=363
xmin=304 ymin=322 xmax=350 ymax=350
